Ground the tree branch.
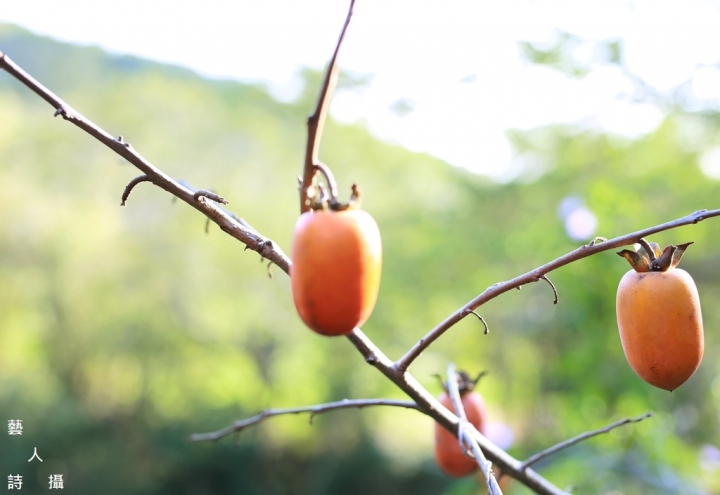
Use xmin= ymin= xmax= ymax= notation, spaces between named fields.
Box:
xmin=0 ymin=50 xmax=289 ymax=271
xmin=189 ymin=398 xmax=421 ymax=442
xmin=345 ymin=330 xmax=568 ymax=495
xmin=519 ymin=412 xmax=653 ymax=470
xmin=394 ymin=208 xmax=720 ymax=373
xmin=299 ymin=0 xmax=355 ymax=213
xmin=4 ymin=42 xmax=564 ymax=493
xmin=7 ymin=31 xmax=690 ymax=494
xmin=446 ymin=363 xmax=503 ymax=495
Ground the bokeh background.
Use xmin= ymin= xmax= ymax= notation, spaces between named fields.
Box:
xmin=2 ymin=2 xmax=720 ymax=493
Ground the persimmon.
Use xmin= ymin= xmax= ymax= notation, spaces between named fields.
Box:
xmin=290 ymin=207 xmax=382 ymax=336
xmin=434 ymin=372 xmax=487 ymax=477
xmin=616 ymin=241 xmax=704 ymax=391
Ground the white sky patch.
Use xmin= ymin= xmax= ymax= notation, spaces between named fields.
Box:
xmin=2 ymin=0 xmax=720 ymax=178
xmin=594 ymin=100 xmax=666 ymax=139
xmin=691 ymin=66 xmax=720 ymax=102
xmin=698 ymin=147 xmax=720 ymax=180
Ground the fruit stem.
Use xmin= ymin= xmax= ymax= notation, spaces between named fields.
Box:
xmin=313 ymin=162 xmax=340 ymax=207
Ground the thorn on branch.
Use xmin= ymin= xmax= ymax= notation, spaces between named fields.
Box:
xmin=115 ymin=135 xmax=130 ymax=147
xmin=463 ymin=309 xmax=489 ymax=334
xmin=267 ymin=261 xmax=274 ymax=279
xmin=120 ymin=174 xmax=152 ymax=206
xmin=53 ymin=107 xmax=66 ymax=118
xmin=539 ymin=275 xmax=558 ymax=305
xmin=193 ymin=189 xmax=229 ymax=205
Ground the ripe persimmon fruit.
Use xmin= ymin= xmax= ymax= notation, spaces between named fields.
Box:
xmin=434 ymin=372 xmax=487 ymax=477
xmin=616 ymin=241 xmax=703 ymax=391
xmin=291 ymin=207 xmax=382 ymax=336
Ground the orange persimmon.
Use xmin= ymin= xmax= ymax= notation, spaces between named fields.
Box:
xmin=290 ymin=208 xmax=382 ymax=336
xmin=434 ymin=373 xmax=487 ymax=477
xmin=616 ymin=242 xmax=703 ymax=391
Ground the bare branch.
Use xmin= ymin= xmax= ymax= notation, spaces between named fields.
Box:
xmin=299 ymin=0 xmax=355 ymax=213
xmin=189 ymin=398 xmax=421 ymax=442
xmin=120 ymin=175 xmax=152 ymax=206
xmin=394 ymin=208 xmax=720 ymax=372
xmin=520 ymin=412 xmax=653 ymax=470
xmin=0 ymin=51 xmax=290 ymax=272
xmin=446 ymin=363 xmax=503 ymax=494
xmin=345 ymin=330 xmax=568 ymax=495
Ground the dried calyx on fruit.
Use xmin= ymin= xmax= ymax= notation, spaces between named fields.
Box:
xmin=618 ymin=241 xmax=693 ymax=273
xmin=616 ymin=241 xmax=704 ymax=391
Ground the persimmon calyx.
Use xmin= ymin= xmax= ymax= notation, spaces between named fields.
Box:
xmin=443 ymin=370 xmax=486 ymax=395
xmin=617 ymin=241 xmax=694 ymax=272
xmin=308 ymin=183 xmax=362 ymax=211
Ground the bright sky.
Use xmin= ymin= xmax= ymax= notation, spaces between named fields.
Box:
xmin=3 ymin=0 xmax=720 ymax=180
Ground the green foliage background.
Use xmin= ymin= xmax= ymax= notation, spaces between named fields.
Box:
xmin=1 ymin=24 xmax=720 ymax=494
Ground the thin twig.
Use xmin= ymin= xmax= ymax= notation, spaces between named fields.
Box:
xmin=463 ymin=309 xmax=489 ymax=334
xmin=539 ymin=275 xmax=559 ymax=305
xmin=520 ymin=412 xmax=653 ymax=470
xmin=394 ymin=208 xmax=720 ymax=373
xmin=193 ymin=189 xmax=229 ymax=205
xmin=189 ymin=398 xmax=421 ymax=442
xmin=446 ymin=363 xmax=503 ymax=495
xmin=120 ymin=175 xmax=152 ymax=206
xmin=0 ymin=51 xmax=288 ymax=269
xmin=299 ymin=0 xmax=355 ymax=212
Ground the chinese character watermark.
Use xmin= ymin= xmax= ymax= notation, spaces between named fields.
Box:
xmin=7 ymin=474 xmax=22 ymax=490
xmin=48 ymin=475 xmax=64 ymax=489
xmin=7 ymin=420 xmax=22 ymax=435
xmin=27 ymin=447 xmax=42 ymax=463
